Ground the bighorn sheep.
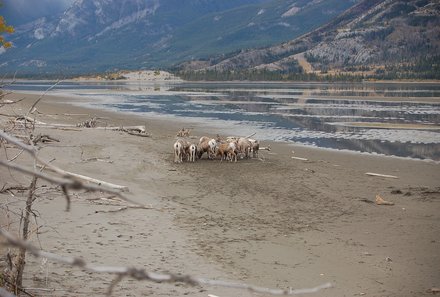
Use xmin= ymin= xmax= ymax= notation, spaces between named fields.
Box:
xmin=173 ymin=140 xmax=184 ymax=163
xmin=216 ymin=141 xmax=237 ymax=162
xmin=198 ymin=136 xmax=217 ymax=159
xmin=237 ymin=137 xmax=252 ymax=159
xmin=248 ymin=138 xmax=259 ymax=158
xmin=188 ymin=144 xmax=197 ymax=162
xmin=173 ymin=139 xmax=191 ymax=163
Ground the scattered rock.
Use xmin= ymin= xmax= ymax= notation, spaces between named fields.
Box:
xmin=429 ymin=288 xmax=440 ymax=295
xmin=376 ymin=195 xmax=394 ymax=206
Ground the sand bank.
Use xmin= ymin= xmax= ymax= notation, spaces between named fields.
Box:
xmin=1 ymin=92 xmax=439 ymax=296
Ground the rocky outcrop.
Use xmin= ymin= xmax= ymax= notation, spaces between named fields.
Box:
xmin=179 ymin=0 xmax=440 ymax=75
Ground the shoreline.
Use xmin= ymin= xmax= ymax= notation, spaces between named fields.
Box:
xmin=1 ymin=92 xmax=440 ymax=296
xmin=4 ymin=76 xmax=440 ymax=84
xmin=5 ymin=85 xmax=440 ymax=163
xmin=9 ymin=89 xmax=440 ymax=163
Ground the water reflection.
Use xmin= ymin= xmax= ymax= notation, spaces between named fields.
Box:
xmin=6 ymin=81 xmax=440 ymax=161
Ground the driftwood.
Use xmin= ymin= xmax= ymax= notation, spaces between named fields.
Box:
xmin=0 ymin=185 xmax=29 ymax=194
xmin=63 ymin=113 xmax=90 ymax=116
xmin=13 ymin=118 xmax=150 ymax=136
xmin=365 ymin=172 xmax=398 ymax=179
xmin=14 ymin=116 xmax=46 ymax=125
xmin=94 ymin=205 xmax=154 ymax=213
xmin=31 ymin=134 xmax=60 ymax=144
xmin=291 ymin=156 xmax=308 ymax=161
xmin=76 ymin=117 xmax=98 ymax=128
xmin=82 ymin=157 xmax=113 ymax=164
xmin=94 ymin=125 xmax=150 ymax=137
xmin=125 ymin=130 xmax=150 ymax=137
xmin=37 ymin=165 xmax=128 ymax=192
xmin=0 ymin=97 xmax=25 ymax=106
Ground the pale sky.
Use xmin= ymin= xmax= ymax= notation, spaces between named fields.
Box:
xmin=2 ymin=0 xmax=75 ymax=25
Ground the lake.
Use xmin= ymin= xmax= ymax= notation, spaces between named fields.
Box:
xmin=7 ymin=80 xmax=440 ymax=161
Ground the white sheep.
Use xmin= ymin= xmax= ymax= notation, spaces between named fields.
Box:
xmin=173 ymin=140 xmax=184 ymax=163
xmin=188 ymin=144 xmax=197 ymax=162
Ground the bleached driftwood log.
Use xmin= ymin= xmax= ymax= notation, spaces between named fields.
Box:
xmin=38 ymin=165 xmax=129 ymax=192
xmin=95 ymin=125 xmax=150 ymax=137
xmin=291 ymin=156 xmax=308 ymax=161
xmin=365 ymin=172 xmax=398 ymax=179
xmin=0 ymin=131 xmax=135 ymax=209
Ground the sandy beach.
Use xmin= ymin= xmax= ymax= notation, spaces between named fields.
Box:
xmin=1 ymin=92 xmax=439 ymax=297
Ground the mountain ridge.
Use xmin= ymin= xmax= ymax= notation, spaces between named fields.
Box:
xmin=0 ymin=0 xmax=356 ymax=77
xmin=176 ymin=0 xmax=440 ymax=80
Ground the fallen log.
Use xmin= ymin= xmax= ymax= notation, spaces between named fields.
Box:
xmin=94 ymin=125 xmax=146 ymax=132
xmin=94 ymin=205 xmax=154 ymax=213
xmin=125 ymin=130 xmax=150 ymax=137
xmin=15 ymin=116 xmax=46 ymax=125
xmin=365 ymin=172 xmax=398 ymax=179
xmin=31 ymin=134 xmax=60 ymax=144
xmin=291 ymin=156 xmax=308 ymax=161
xmin=76 ymin=117 xmax=98 ymax=128
xmin=38 ymin=165 xmax=129 ymax=192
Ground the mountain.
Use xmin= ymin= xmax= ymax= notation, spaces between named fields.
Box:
xmin=177 ymin=0 xmax=440 ymax=80
xmin=0 ymin=0 xmax=357 ymax=76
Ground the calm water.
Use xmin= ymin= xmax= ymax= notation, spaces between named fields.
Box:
xmin=7 ymin=81 xmax=440 ymax=161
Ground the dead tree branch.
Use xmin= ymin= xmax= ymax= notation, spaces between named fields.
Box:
xmin=0 ymin=131 xmax=130 ymax=193
xmin=0 ymin=228 xmax=332 ymax=296
xmin=25 ymin=80 xmax=61 ymax=117
xmin=0 ymin=160 xmax=135 ymax=209
xmin=76 ymin=117 xmax=98 ymax=128
xmin=11 ymin=176 xmax=37 ymax=294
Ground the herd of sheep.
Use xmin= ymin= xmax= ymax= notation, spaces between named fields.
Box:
xmin=173 ymin=135 xmax=266 ymax=163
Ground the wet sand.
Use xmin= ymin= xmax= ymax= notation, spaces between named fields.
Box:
xmin=1 ymin=93 xmax=439 ymax=296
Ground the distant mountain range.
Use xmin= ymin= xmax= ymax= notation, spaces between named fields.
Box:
xmin=0 ymin=0 xmax=357 ymax=76
xmin=177 ymin=0 xmax=440 ymax=80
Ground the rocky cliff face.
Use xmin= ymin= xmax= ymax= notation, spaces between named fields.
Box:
xmin=178 ymin=0 xmax=440 ymax=76
xmin=304 ymin=0 xmax=440 ymax=70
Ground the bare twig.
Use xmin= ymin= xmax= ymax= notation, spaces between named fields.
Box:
xmin=0 ymin=160 xmax=136 ymax=208
xmin=0 ymin=185 xmax=29 ymax=194
xmin=94 ymin=205 xmax=154 ymax=213
xmin=37 ymin=165 xmax=129 ymax=192
xmin=0 ymin=228 xmax=332 ymax=296
xmin=12 ymin=176 xmax=37 ymax=294
xmin=25 ymin=80 xmax=62 ymax=118
xmin=0 ymin=97 xmax=25 ymax=106
xmin=0 ymin=131 xmax=132 ymax=196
